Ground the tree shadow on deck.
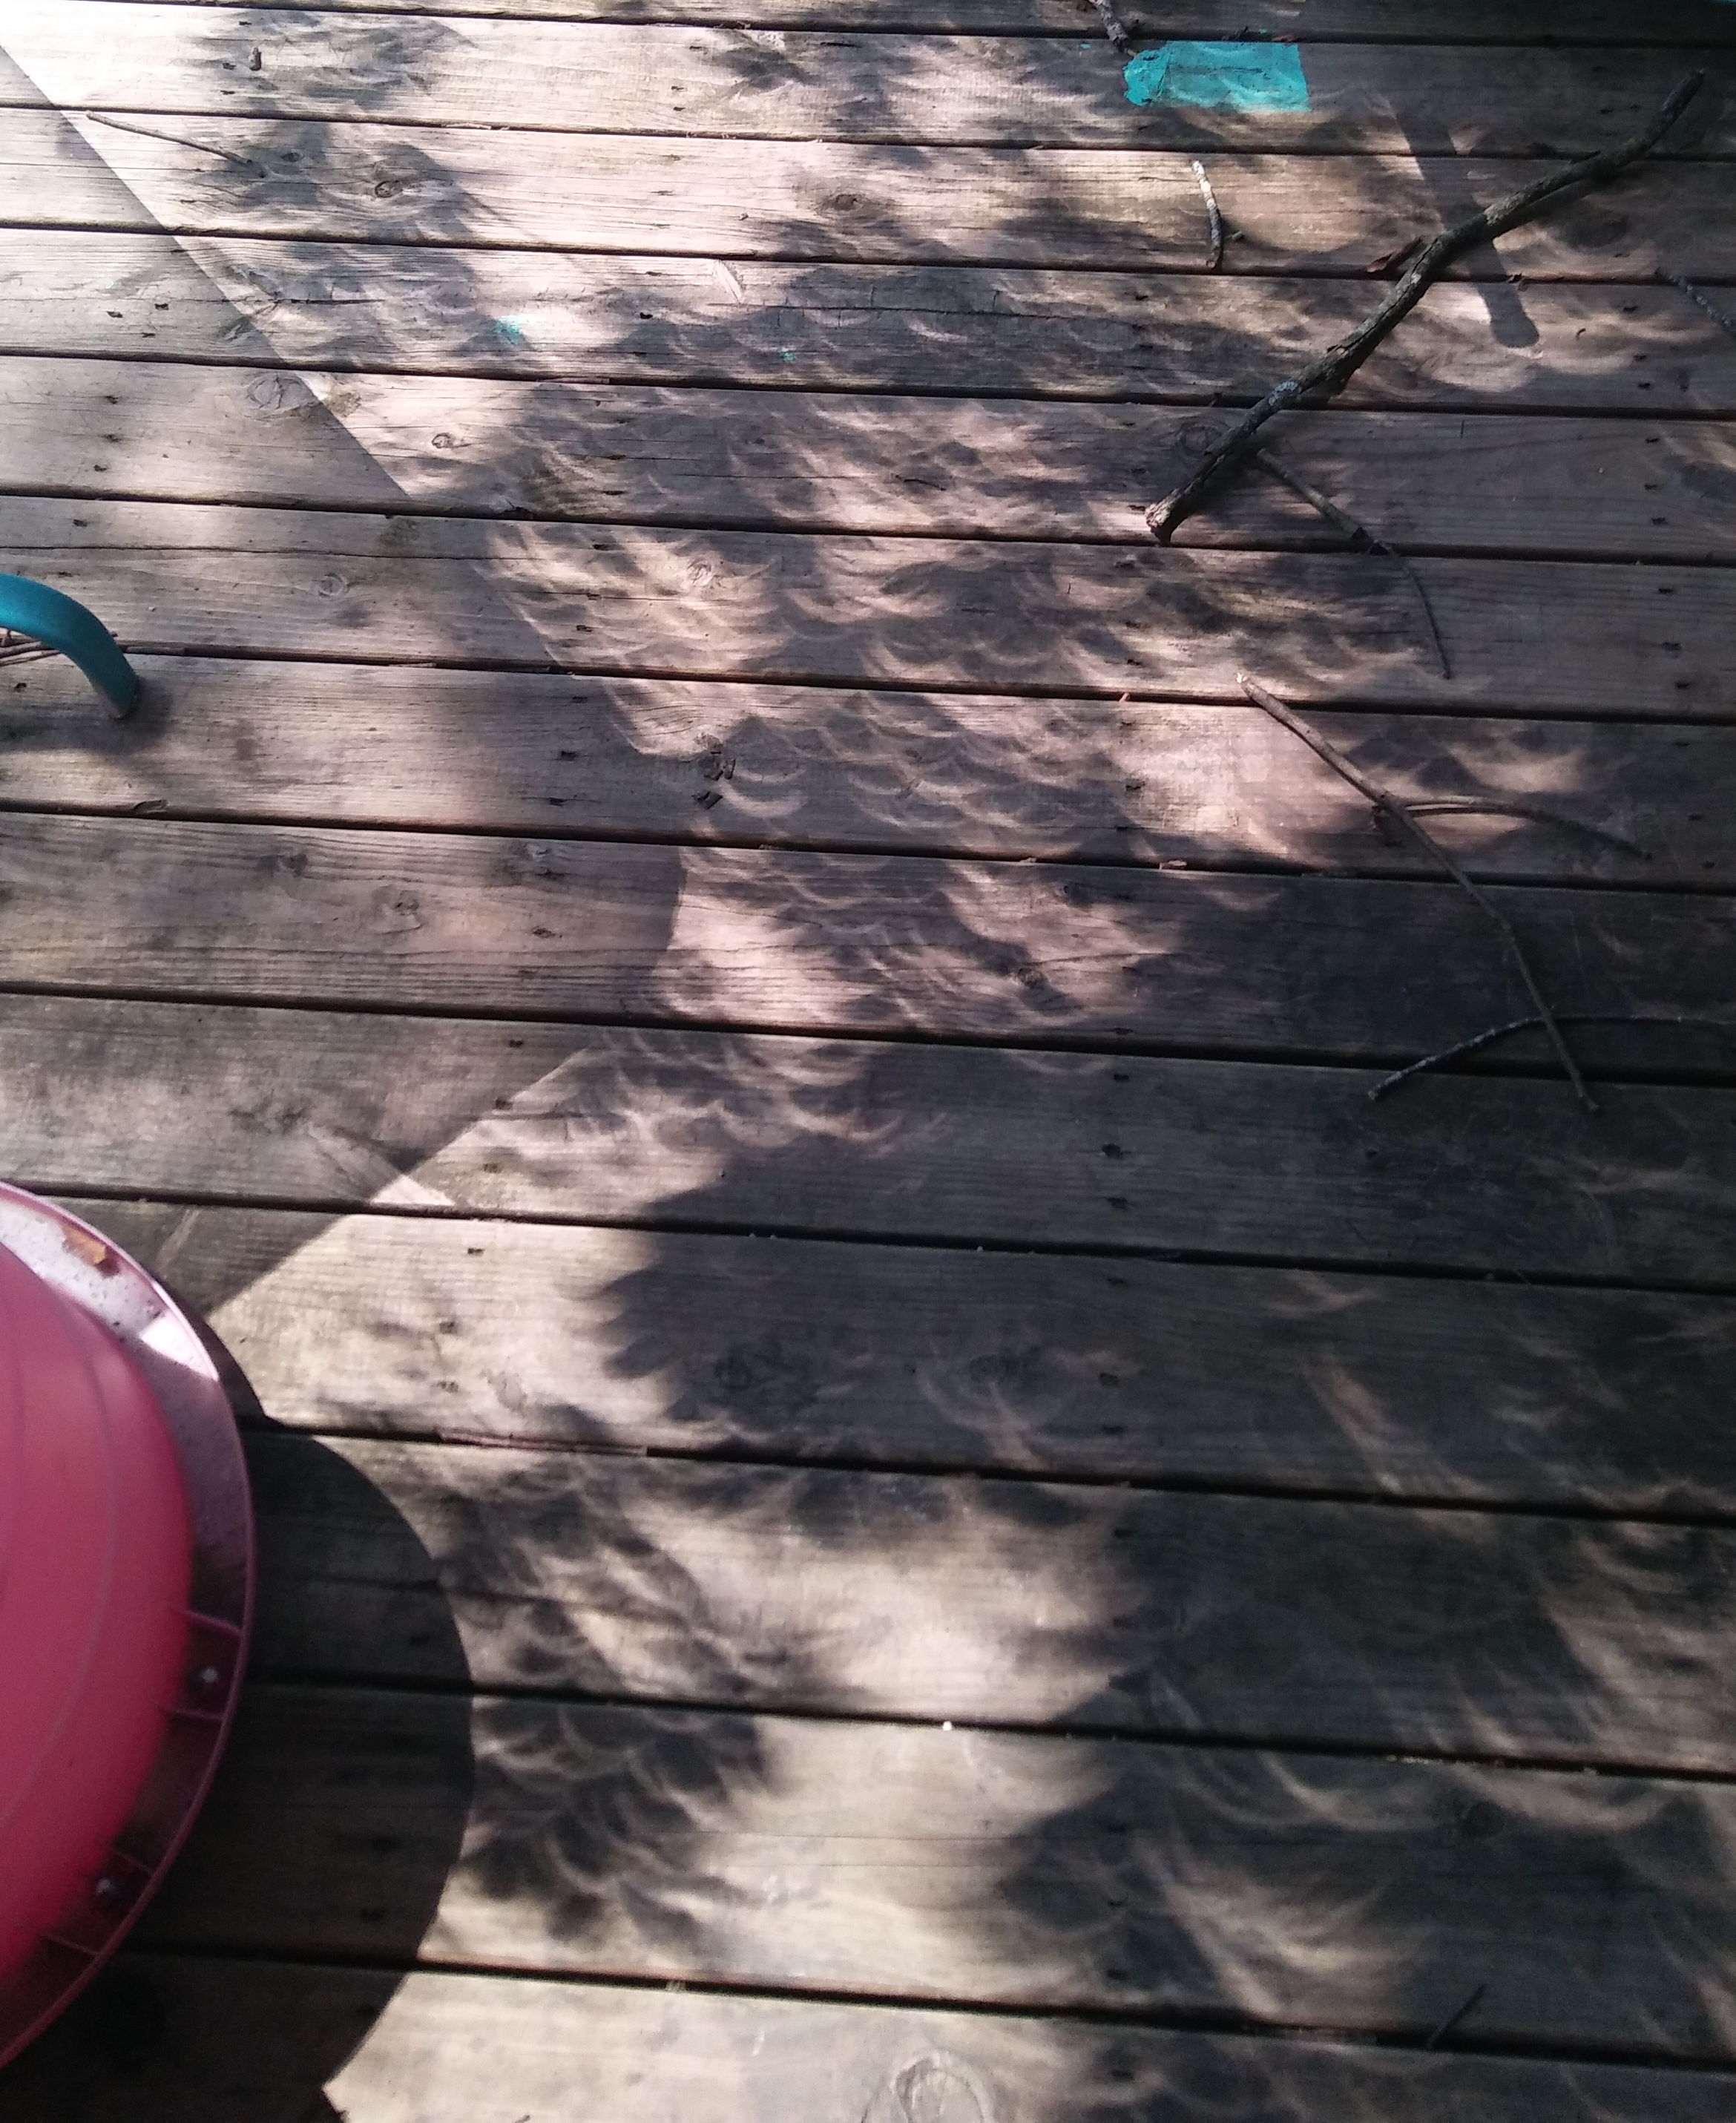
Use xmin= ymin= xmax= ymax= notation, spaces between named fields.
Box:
xmin=67 ymin=1018 xmax=1736 ymax=2110
xmin=4 ymin=18 xmax=1736 ymax=2116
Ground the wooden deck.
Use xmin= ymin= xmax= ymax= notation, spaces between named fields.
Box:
xmin=3 ymin=1 xmax=1736 ymax=2115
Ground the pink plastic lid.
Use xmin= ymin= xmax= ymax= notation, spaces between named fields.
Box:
xmin=0 ymin=1244 xmax=194 ymax=1981
xmin=0 ymin=1189 xmax=253 ymax=2070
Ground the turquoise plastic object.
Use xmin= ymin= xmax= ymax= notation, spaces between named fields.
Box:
xmin=1125 ymin=41 xmax=1310 ymax=113
xmin=0 ymin=573 xmax=139 ymax=718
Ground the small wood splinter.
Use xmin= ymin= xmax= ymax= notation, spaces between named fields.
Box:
xmin=1146 ymin=72 xmax=1705 ymax=542
xmin=1191 ymin=160 xmax=1224 ymax=272
xmin=1237 ymin=674 xmax=1598 ymax=1112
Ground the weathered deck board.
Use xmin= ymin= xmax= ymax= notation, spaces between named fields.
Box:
xmin=13 ymin=356 xmax=1736 ymax=560
xmin=8 ymin=658 xmax=1734 ymax=887
xmin=71 ymin=1197 xmax=1736 ymax=1513
xmin=10 ymin=237 xmax=1732 ymax=416
xmin=0 ymin=810 xmax=1729 ymax=1060
xmin=243 ymin=1427 xmax=1736 ymax=1768
xmin=86 ymin=0 xmax=1736 ymax=44
xmin=7 ymin=997 xmax=1736 ymax=1280
xmin=15 ymin=1957 xmax=1736 ymax=2123
xmin=10 ymin=111 xmax=1733 ymax=278
xmin=4 ymin=9 xmax=1732 ymax=155
xmin=134 ymin=1681 xmax=1736 ymax=2056
xmin=4 ymin=499 xmax=1732 ymax=715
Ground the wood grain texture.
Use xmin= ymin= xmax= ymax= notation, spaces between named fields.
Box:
xmin=74 ymin=0 xmax=1736 ymax=42
xmin=12 ymin=656 xmax=1731 ymax=885
xmin=11 ymin=108 xmax=1734 ymax=278
xmin=4 ymin=499 xmax=1732 ymax=714
xmin=13 ymin=355 xmax=1736 ymax=561
xmin=0 ymin=810 xmax=1727 ymax=1060
xmin=9 ymin=236 xmax=1734 ymax=416
xmin=240 ymin=1426 xmax=1736 ymax=1768
xmin=14 ymin=1957 xmax=1735 ymax=2123
xmin=4 ymin=8 xmax=1732 ymax=155
xmin=71 ymin=1197 xmax=1736 ymax=1512
xmin=133 ymin=1681 xmax=1736 ymax=2055
xmin=7 ymin=996 xmax=1736 ymax=1279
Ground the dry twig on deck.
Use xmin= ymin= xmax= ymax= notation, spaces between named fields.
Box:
xmin=1088 ymin=0 xmax=1135 ymax=54
xmin=0 ymin=636 xmax=56 ymax=668
xmin=1371 ymin=1013 xmax=1735 ymax=1101
xmin=1146 ymin=72 xmax=1705 ymax=541
xmin=1425 ymin=1983 xmax=1487 ymax=2051
xmin=1237 ymin=673 xmax=1597 ymax=1111
xmin=1254 ymin=449 xmax=1450 ymax=677
xmin=1191 ymin=160 xmax=1224 ymax=271
xmin=1666 ymin=273 xmax=1736 ymax=343
xmin=79 ymin=109 xmax=265 ymax=171
xmin=1393 ymin=798 xmax=1647 ymax=860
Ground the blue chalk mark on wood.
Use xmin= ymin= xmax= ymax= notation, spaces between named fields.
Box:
xmin=1125 ymin=42 xmax=1309 ymax=113
xmin=493 ymin=316 xmax=529 ymax=344
xmin=0 ymin=572 xmax=139 ymax=718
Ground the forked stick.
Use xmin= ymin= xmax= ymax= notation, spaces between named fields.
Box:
xmin=1148 ymin=73 xmax=1704 ymax=541
xmin=1238 ymin=674 xmax=1597 ymax=1111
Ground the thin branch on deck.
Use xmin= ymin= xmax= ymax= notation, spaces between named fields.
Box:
xmin=1237 ymin=673 xmax=1597 ymax=1112
xmin=1145 ymin=72 xmax=1705 ymax=542
xmin=1191 ymin=160 xmax=1224 ymax=271
xmin=1255 ymin=449 xmax=1450 ymax=677
xmin=1371 ymin=1012 xmax=1735 ymax=1102
xmin=79 ymin=109 xmax=265 ymax=171
xmin=1088 ymin=0 xmax=1135 ymax=54
xmin=0 ymin=636 xmax=56 ymax=668
xmin=1425 ymin=1983 xmax=1487 ymax=2052
xmin=1666 ymin=272 xmax=1736 ymax=343
xmin=1398 ymin=799 xmax=1649 ymax=862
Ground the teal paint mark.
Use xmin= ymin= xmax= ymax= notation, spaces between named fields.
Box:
xmin=1125 ymin=41 xmax=1309 ymax=114
xmin=493 ymin=315 xmax=528 ymax=344
xmin=778 ymin=348 xmax=796 ymax=362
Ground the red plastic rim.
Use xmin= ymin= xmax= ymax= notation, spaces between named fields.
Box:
xmin=0 ymin=1185 xmax=254 ymax=2070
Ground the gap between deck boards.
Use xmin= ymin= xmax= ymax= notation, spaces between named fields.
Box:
xmin=97 ymin=1678 xmax=1736 ymax=2061
xmin=7 ymin=237 xmax=1734 ymax=416
xmin=5 ymin=658 xmax=1736 ymax=889
xmin=10 ymin=1953 xmax=1736 ymax=2123
xmin=8 ymin=356 xmax=1736 ymax=562
xmin=0 ymin=810 xmax=1730 ymax=1080
xmin=57 ymin=0 xmax=1736 ymax=47
xmin=6 ymin=108 xmax=1735 ymax=280
xmin=191 ymin=1418 xmax=1736 ymax=1774
xmin=1 ymin=498 xmax=1732 ymax=717
xmin=59 ymin=1195 xmax=1736 ymax=1517
xmin=5 ymin=994 xmax=1736 ymax=1284
xmin=2 ymin=9 xmax=1733 ymax=157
